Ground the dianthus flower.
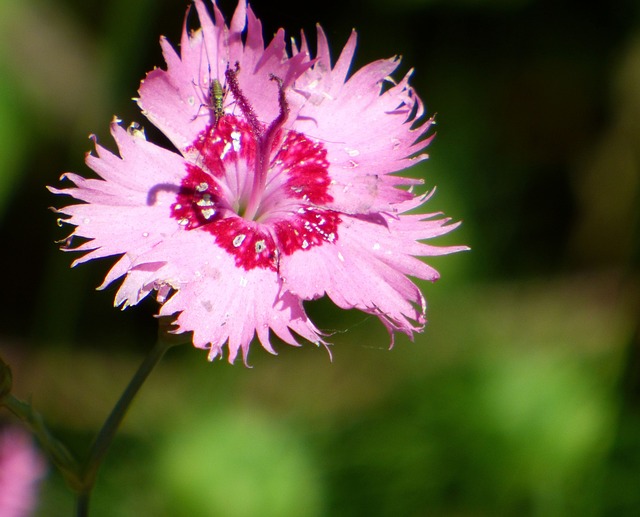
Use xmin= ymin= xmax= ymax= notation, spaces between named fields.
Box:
xmin=51 ymin=0 xmax=466 ymax=364
xmin=0 ymin=426 xmax=45 ymax=517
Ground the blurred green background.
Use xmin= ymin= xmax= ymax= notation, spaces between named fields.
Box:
xmin=1 ymin=0 xmax=639 ymax=515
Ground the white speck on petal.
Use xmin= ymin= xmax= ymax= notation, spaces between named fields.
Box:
xmin=345 ymin=147 xmax=360 ymax=157
xmin=178 ymin=218 xmax=189 ymax=226
xmin=301 ymin=240 xmax=309 ymax=249
xmin=196 ymin=182 xmax=208 ymax=192
xmin=201 ymin=208 xmax=216 ymax=220
xmin=187 ymin=95 xmax=195 ymax=106
xmin=83 ymin=218 xmax=90 ymax=224
xmin=255 ymin=240 xmax=267 ymax=253
xmin=322 ymin=91 xmax=335 ymax=101
xmin=231 ymin=130 xmax=241 ymax=151
xmin=337 ymin=251 xmax=345 ymax=262
xmin=220 ymin=141 xmax=232 ymax=159
xmin=373 ymin=242 xmax=381 ymax=250
xmin=239 ymin=276 xmax=248 ymax=287
xmin=197 ymin=194 xmax=214 ymax=206
xmin=233 ymin=234 xmax=246 ymax=247
xmin=142 ymin=232 xmax=149 ymax=237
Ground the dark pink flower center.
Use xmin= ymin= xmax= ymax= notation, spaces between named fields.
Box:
xmin=171 ymin=106 xmax=340 ymax=271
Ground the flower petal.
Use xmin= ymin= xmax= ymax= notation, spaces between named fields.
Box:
xmin=51 ymin=120 xmax=185 ymax=270
xmin=280 ymin=210 xmax=466 ymax=342
xmin=117 ymin=229 xmax=324 ymax=364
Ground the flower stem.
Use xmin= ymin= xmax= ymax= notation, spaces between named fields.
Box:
xmin=3 ymin=394 xmax=81 ymax=488
xmin=75 ymin=492 xmax=90 ymax=517
xmin=75 ymin=335 xmax=179 ymax=516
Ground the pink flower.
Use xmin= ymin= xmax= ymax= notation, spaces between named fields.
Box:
xmin=51 ymin=0 xmax=467 ymax=364
xmin=0 ymin=427 xmax=45 ymax=517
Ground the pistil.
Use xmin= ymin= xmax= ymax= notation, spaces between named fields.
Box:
xmin=224 ymin=64 xmax=289 ymax=220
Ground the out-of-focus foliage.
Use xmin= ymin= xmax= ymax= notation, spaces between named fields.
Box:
xmin=0 ymin=0 xmax=638 ymax=515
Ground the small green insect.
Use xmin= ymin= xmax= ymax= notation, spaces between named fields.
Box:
xmin=192 ymin=77 xmax=226 ymax=126
xmin=209 ymin=78 xmax=225 ymax=125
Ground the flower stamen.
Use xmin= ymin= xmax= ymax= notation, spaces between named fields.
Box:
xmin=225 ymin=63 xmax=261 ymax=136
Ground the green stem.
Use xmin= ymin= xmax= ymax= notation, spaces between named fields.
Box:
xmin=75 ymin=336 xmax=178 ymax=516
xmin=75 ymin=492 xmax=90 ymax=517
xmin=3 ymin=394 xmax=81 ymax=488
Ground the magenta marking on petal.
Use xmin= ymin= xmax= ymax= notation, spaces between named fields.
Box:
xmin=212 ymin=217 xmax=278 ymax=270
xmin=171 ymin=163 xmax=226 ymax=229
xmin=274 ymin=208 xmax=341 ymax=256
xmin=174 ymin=112 xmax=341 ymax=271
xmin=275 ymin=131 xmax=333 ymax=204
xmin=188 ymin=115 xmax=257 ymax=176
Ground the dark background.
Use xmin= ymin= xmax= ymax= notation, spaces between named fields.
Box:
xmin=1 ymin=0 xmax=638 ymax=515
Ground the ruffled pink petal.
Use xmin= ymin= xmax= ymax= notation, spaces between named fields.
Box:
xmin=116 ymin=229 xmax=324 ymax=364
xmin=292 ymin=34 xmax=432 ymax=214
xmin=50 ymin=120 xmax=186 ymax=271
xmin=138 ymin=0 xmax=313 ymax=156
xmin=280 ymin=209 xmax=467 ymax=342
